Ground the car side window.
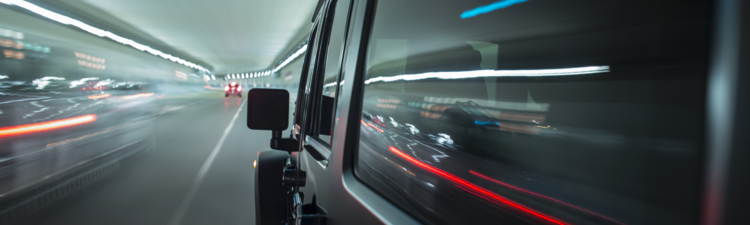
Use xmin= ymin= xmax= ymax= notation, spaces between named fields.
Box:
xmin=295 ymin=21 xmax=323 ymax=134
xmin=314 ymin=0 xmax=349 ymax=146
xmin=355 ymin=0 xmax=711 ymax=224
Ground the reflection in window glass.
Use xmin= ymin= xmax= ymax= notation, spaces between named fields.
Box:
xmin=356 ymin=0 xmax=710 ymax=224
xmin=297 ymin=22 xmax=323 ymax=129
xmin=317 ymin=0 xmax=349 ymax=145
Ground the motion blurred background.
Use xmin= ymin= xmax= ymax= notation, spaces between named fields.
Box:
xmin=0 ymin=0 xmax=317 ymax=224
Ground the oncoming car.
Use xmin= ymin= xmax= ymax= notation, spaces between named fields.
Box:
xmin=224 ymin=82 xmax=242 ymax=97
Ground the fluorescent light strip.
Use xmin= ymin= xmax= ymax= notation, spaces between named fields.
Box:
xmin=272 ymin=45 xmax=307 ymax=74
xmin=0 ymin=0 xmax=210 ymax=73
xmin=364 ymin=66 xmax=609 ymax=84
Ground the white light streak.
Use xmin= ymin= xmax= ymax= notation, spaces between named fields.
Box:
xmin=32 ymin=76 xmax=64 ymax=89
xmin=0 ymin=0 xmax=210 ymax=72
xmin=364 ymin=66 xmax=610 ymax=84
xmin=323 ymin=82 xmax=337 ymax=88
xmin=272 ymin=45 xmax=307 ymax=74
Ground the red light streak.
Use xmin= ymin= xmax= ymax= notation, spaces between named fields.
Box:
xmin=388 ymin=146 xmax=565 ymax=225
xmin=469 ymin=170 xmax=625 ymax=225
xmin=0 ymin=114 xmax=97 ymax=138
xmin=361 ymin=120 xmax=384 ymax=133
xmin=88 ymin=93 xmax=111 ymax=99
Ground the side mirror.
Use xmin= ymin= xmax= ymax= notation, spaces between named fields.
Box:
xmin=247 ymin=89 xmax=289 ymax=130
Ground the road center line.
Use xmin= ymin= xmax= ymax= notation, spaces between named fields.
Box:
xmin=168 ymin=98 xmax=247 ymax=225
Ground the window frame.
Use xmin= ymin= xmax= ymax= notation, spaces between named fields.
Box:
xmin=347 ymin=0 xmax=719 ymax=225
xmin=303 ymin=0 xmax=353 ymax=162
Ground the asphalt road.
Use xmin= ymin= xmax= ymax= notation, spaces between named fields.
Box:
xmin=18 ymin=90 xmax=293 ymax=225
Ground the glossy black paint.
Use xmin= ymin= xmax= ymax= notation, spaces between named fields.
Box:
xmin=247 ymin=88 xmax=289 ymax=131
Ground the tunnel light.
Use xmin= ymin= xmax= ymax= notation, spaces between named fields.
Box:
xmin=0 ymin=0 xmax=211 ymax=73
xmin=211 ymin=75 xmax=216 ymax=80
xmin=272 ymin=44 xmax=307 ymax=74
xmin=364 ymin=66 xmax=610 ymax=84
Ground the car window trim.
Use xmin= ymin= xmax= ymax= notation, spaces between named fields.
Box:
xmin=306 ymin=135 xmax=332 ymax=161
xmin=309 ymin=0 xmax=344 ymax=144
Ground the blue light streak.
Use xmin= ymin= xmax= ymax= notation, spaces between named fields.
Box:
xmin=474 ymin=120 xmax=501 ymax=126
xmin=461 ymin=0 xmax=528 ymax=19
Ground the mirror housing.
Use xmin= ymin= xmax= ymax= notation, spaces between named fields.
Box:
xmin=247 ymin=89 xmax=289 ymax=130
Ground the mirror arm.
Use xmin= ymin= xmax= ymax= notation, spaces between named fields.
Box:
xmin=271 ymin=130 xmax=299 ymax=152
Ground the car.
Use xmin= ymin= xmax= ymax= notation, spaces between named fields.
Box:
xmin=247 ymin=0 xmax=748 ymax=224
xmin=224 ymin=82 xmax=242 ymax=97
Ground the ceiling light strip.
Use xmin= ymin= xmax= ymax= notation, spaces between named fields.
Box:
xmin=272 ymin=44 xmax=307 ymax=73
xmin=0 ymin=0 xmax=210 ymax=73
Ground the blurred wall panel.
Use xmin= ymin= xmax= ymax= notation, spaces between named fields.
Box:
xmin=0 ymin=5 xmax=198 ymax=217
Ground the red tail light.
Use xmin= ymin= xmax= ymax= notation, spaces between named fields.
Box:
xmin=224 ymin=86 xmax=229 ymax=91
xmin=237 ymin=85 xmax=242 ymax=91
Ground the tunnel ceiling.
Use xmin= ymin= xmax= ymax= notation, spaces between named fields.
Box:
xmin=41 ymin=0 xmax=319 ymax=75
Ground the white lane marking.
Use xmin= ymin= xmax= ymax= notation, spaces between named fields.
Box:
xmin=168 ymin=98 xmax=247 ymax=225
xmin=158 ymin=100 xmax=208 ymax=115
xmin=158 ymin=105 xmax=186 ymax=115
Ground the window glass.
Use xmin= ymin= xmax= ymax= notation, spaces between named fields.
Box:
xmin=356 ymin=0 xmax=711 ymax=224
xmin=295 ymin=21 xmax=323 ymax=130
xmin=316 ymin=0 xmax=349 ymax=145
